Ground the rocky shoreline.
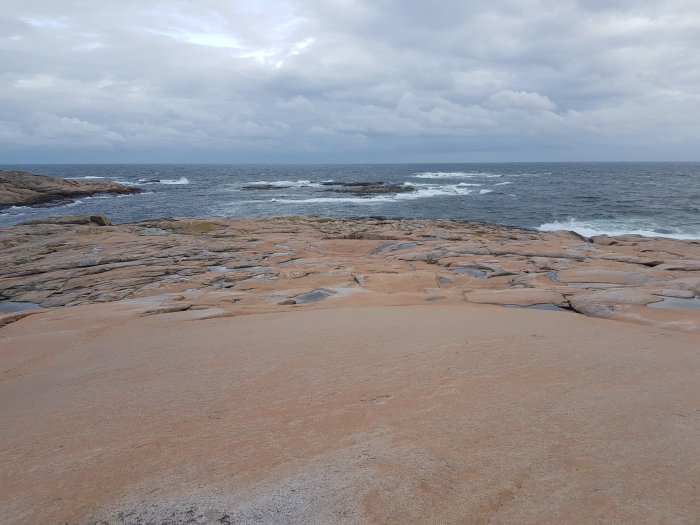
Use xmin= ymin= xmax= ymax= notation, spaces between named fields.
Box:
xmin=0 ymin=170 xmax=141 ymax=209
xmin=1 ymin=214 xmax=698 ymax=332
xmin=2 ymin=214 xmax=700 ymax=524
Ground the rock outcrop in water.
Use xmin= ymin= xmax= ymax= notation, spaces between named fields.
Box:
xmin=321 ymin=182 xmax=416 ymax=194
xmin=0 ymin=170 xmax=141 ymax=209
xmin=242 ymin=184 xmax=291 ymax=190
xmin=1 ymin=214 xmax=698 ymax=332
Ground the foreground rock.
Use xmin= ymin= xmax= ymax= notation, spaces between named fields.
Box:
xmin=1 ymin=215 xmax=699 ymax=523
xmin=0 ymin=170 xmax=141 ymax=208
xmin=1 ymin=303 xmax=699 ymax=524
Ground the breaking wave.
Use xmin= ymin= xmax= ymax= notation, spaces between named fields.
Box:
xmin=265 ymin=182 xmax=496 ymax=205
xmin=158 ymin=177 xmax=190 ymax=185
xmin=538 ymin=218 xmax=700 ymax=240
xmin=245 ymin=179 xmax=325 ymax=188
xmin=134 ymin=177 xmax=190 ymax=185
xmin=414 ymin=172 xmax=503 ymax=179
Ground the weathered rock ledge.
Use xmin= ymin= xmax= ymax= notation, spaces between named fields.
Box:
xmin=0 ymin=170 xmax=141 ymax=209
xmin=1 ymin=214 xmax=698 ymax=332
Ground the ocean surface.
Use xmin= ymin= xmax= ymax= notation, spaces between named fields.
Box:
xmin=1 ymin=162 xmax=699 ymax=239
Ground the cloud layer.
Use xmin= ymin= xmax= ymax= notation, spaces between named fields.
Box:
xmin=2 ymin=0 xmax=699 ymax=162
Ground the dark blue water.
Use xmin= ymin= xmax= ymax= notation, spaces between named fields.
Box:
xmin=1 ymin=163 xmax=698 ymax=239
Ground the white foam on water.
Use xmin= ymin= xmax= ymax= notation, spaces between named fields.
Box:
xmin=494 ymin=182 xmax=512 ymax=186
xmin=65 ymin=200 xmax=83 ymax=207
xmin=246 ymin=179 xmax=324 ymax=188
xmin=271 ymin=196 xmax=388 ymax=204
xmin=267 ymin=183 xmax=478 ymax=204
xmin=405 ymin=183 xmax=476 ymax=196
xmin=84 ymin=192 xmax=150 ymax=200
xmin=538 ymin=218 xmax=700 ymax=240
xmin=159 ymin=177 xmax=190 ymax=185
xmin=134 ymin=177 xmax=189 ymax=185
xmin=413 ymin=172 xmax=503 ymax=179
xmin=479 ymin=189 xmax=493 ymax=194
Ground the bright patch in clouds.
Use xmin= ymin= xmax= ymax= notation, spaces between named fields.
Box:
xmin=159 ymin=31 xmax=243 ymax=49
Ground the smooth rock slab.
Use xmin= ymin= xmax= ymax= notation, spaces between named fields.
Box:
xmin=2 ymin=305 xmax=700 ymax=524
xmin=466 ymin=289 xmax=567 ymax=307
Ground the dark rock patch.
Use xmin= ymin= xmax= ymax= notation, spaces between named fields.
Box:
xmin=321 ymin=182 xmax=416 ymax=195
xmin=242 ymin=184 xmax=291 ymax=190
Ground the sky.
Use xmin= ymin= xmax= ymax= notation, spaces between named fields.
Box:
xmin=1 ymin=0 xmax=699 ymax=163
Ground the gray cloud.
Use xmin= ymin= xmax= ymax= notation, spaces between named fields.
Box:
xmin=1 ymin=0 xmax=699 ymax=162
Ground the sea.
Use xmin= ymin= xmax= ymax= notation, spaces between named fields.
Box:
xmin=1 ymin=162 xmax=699 ymax=239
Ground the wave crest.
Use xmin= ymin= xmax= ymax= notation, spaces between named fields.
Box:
xmin=538 ymin=218 xmax=700 ymax=240
xmin=414 ymin=172 xmax=503 ymax=179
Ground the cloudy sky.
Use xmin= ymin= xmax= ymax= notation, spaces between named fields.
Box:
xmin=1 ymin=0 xmax=699 ymax=163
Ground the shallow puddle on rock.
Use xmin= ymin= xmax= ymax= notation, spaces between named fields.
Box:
xmin=451 ymin=268 xmax=487 ymax=278
xmin=647 ymin=297 xmax=700 ymax=310
xmin=208 ymin=265 xmax=267 ymax=272
xmin=0 ymin=300 xmax=43 ymax=313
xmin=419 ymin=236 xmax=446 ymax=241
xmin=368 ymin=242 xmax=397 ymax=255
xmin=241 ymin=274 xmax=277 ymax=281
xmin=293 ymin=289 xmax=334 ymax=304
xmin=545 ymin=271 xmax=560 ymax=282
xmin=425 ymin=296 xmax=447 ymax=302
xmin=394 ymin=242 xmax=418 ymax=251
xmin=503 ymin=303 xmax=571 ymax=312
xmin=437 ymin=277 xmax=452 ymax=285
xmin=207 ymin=266 xmax=232 ymax=272
xmin=564 ymin=282 xmax=620 ymax=288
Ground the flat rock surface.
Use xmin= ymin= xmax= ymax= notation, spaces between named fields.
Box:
xmin=1 ymin=303 xmax=699 ymax=524
xmin=0 ymin=170 xmax=140 ymax=208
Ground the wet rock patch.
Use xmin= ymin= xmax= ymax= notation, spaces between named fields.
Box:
xmin=293 ymin=289 xmax=334 ymax=304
